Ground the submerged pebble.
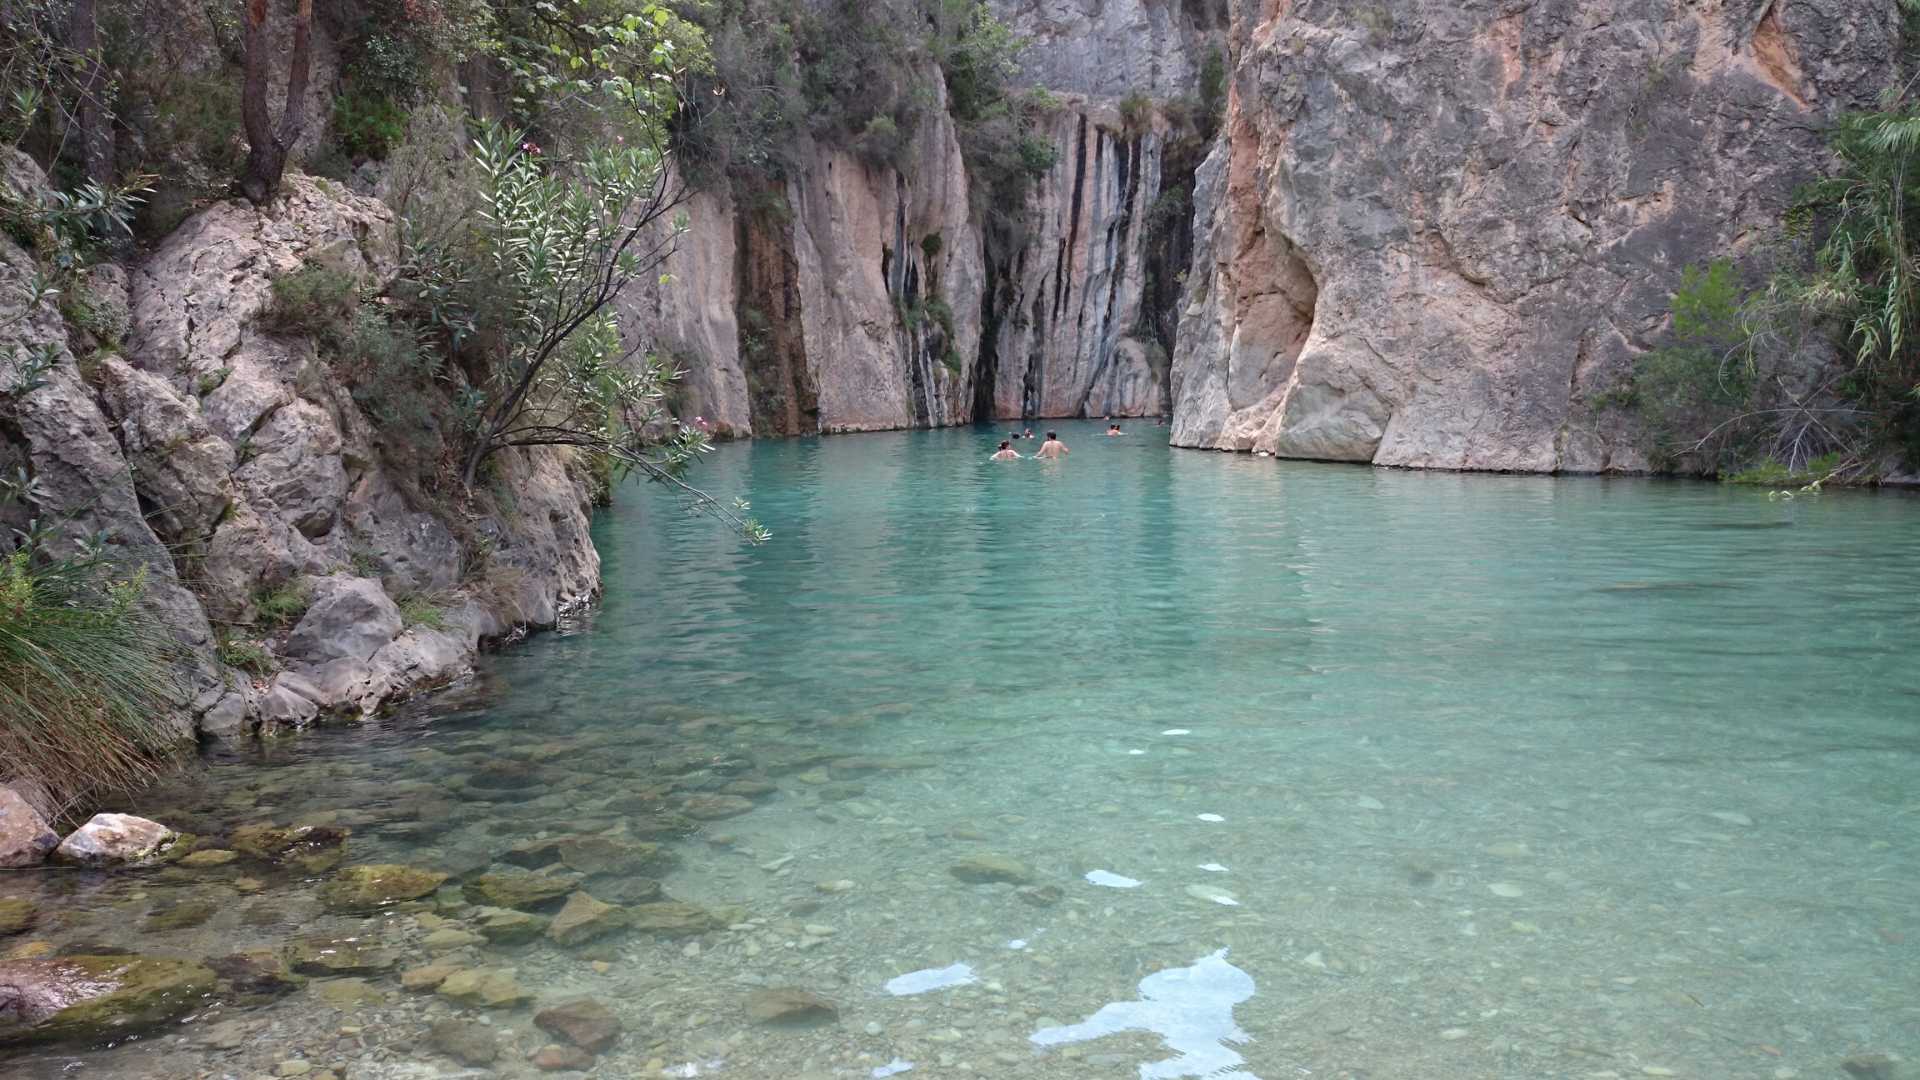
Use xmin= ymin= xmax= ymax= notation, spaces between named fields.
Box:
xmin=885 ymin=963 xmax=976 ymax=996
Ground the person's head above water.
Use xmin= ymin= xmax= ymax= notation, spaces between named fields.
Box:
xmin=998 ymin=440 xmax=1010 ymax=449
xmin=1047 ymin=431 xmax=1058 ymax=440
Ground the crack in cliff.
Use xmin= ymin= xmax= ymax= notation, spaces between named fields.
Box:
xmin=1054 ymin=113 xmax=1091 ymax=325
xmin=734 ymin=186 xmax=818 ymax=436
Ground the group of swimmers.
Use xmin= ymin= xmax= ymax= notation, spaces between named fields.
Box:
xmin=991 ymin=421 xmax=1130 ymax=461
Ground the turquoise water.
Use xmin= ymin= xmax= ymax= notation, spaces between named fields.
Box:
xmin=5 ymin=420 xmax=1919 ymax=1079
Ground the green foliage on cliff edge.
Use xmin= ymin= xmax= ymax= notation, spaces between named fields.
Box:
xmin=1623 ymin=65 xmax=1920 ymax=482
xmin=674 ymin=0 xmax=1055 ymax=205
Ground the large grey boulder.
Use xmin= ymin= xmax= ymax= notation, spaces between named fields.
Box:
xmin=285 ymin=576 xmax=403 ymax=663
xmin=0 ymin=786 xmax=59 ymax=868
xmin=52 ymin=814 xmax=179 ymax=867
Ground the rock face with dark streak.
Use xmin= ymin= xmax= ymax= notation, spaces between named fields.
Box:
xmin=1169 ymin=0 xmax=1899 ymax=471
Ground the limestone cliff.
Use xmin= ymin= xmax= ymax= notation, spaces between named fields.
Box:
xmin=977 ymin=105 xmax=1180 ymax=421
xmin=625 ymin=48 xmax=1205 ymax=431
xmin=621 ymin=80 xmax=983 ymax=436
xmin=1169 ymin=0 xmax=1901 ymax=470
xmin=0 ymin=154 xmax=599 ymax=746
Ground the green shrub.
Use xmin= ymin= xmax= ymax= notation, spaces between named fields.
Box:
xmin=1016 ymin=134 xmax=1058 ymax=176
xmin=196 ymin=367 xmax=232 ymax=397
xmin=253 ymin=579 xmax=312 ymax=628
xmin=264 ymin=266 xmax=361 ymax=340
xmin=331 ymin=89 xmax=409 ymax=161
xmin=1119 ymin=91 xmax=1153 ymax=134
xmin=397 ymin=594 xmax=448 ymax=630
xmin=1628 ymin=260 xmax=1760 ymax=470
xmin=215 ymin=630 xmax=278 ymax=676
xmin=335 ymin=308 xmax=443 ymax=434
xmin=1199 ymin=48 xmax=1227 ymax=126
xmin=856 ymin=114 xmax=907 ymax=169
xmin=1722 ymin=456 xmax=1841 ymax=487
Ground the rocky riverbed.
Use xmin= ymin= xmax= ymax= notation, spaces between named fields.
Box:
xmin=3 ymin=667 xmax=1915 ymax=1080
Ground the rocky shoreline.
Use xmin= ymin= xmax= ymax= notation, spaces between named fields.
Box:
xmin=0 ymin=703 xmax=954 ymax=1076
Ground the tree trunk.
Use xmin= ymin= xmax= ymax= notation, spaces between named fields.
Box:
xmin=236 ymin=0 xmax=314 ymax=206
xmin=66 ymin=0 xmax=113 ymax=186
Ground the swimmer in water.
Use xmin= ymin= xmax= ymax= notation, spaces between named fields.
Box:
xmin=1035 ymin=431 xmax=1068 ymax=459
xmin=991 ymin=440 xmax=1021 ymax=461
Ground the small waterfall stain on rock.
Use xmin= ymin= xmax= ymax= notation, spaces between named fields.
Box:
xmin=1031 ymin=948 xmax=1260 ymax=1079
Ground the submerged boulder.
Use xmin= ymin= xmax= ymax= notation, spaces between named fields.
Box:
xmin=435 ymin=967 xmax=531 ymax=1009
xmin=228 ymin=823 xmax=351 ymax=873
xmin=555 ymin=835 xmax=677 ymax=877
xmin=744 ymin=987 xmax=838 ymax=1025
xmin=464 ymin=871 xmax=578 ymax=911
xmin=473 ymin=906 xmax=550 ymax=945
xmin=428 ymin=1018 xmax=499 ymax=1066
xmin=534 ymin=998 xmax=622 ymax=1051
xmin=547 ymin=892 xmax=624 ymax=946
xmin=0 ymin=898 xmax=36 ymax=936
xmin=948 ymin=853 xmax=1035 ymax=885
xmin=52 ymin=814 xmax=179 ymax=867
xmin=624 ymin=902 xmax=720 ymax=937
xmin=0 ymin=788 xmax=59 ymax=868
xmin=0 ymin=954 xmax=215 ymax=1046
xmin=207 ymin=949 xmax=306 ymax=1001
xmin=321 ymin=864 xmax=448 ymax=914
xmin=286 ymin=935 xmax=398 ymax=976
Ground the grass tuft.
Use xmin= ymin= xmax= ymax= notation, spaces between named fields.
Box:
xmin=0 ymin=548 xmax=188 ymax=811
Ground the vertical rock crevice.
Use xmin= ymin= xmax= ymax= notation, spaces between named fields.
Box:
xmin=734 ymin=187 xmax=819 ymax=437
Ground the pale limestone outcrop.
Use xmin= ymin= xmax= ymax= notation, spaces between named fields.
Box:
xmin=1170 ymin=0 xmax=1899 ymax=471
xmin=789 ymin=107 xmax=983 ymax=432
xmin=0 ymin=786 xmax=59 ymax=868
xmin=618 ymin=186 xmax=753 ymax=437
xmin=633 ymin=96 xmax=1180 ymax=429
xmin=51 ymin=813 xmax=178 ymax=866
xmin=113 ymin=175 xmax=599 ymax=729
xmin=995 ymin=0 xmax=1226 ymax=99
xmin=1 ymin=154 xmax=600 ymax=753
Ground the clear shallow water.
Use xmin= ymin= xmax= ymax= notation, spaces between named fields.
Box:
xmin=5 ymin=420 xmax=1920 ymax=1079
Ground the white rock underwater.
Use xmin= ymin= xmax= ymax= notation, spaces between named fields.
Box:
xmin=1030 ymin=948 xmax=1260 ymax=1079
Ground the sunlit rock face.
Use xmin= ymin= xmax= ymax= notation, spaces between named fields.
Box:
xmin=1169 ymin=0 xmax=1898 ymax=472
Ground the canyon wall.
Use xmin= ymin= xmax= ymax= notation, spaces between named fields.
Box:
xmin=1169 ymin=0 xmax=1900 ymax=470
xmin=625 ymin=10 xmax=1223 ymax=433
xmin=620 ymin=81 xmax=982 ymax=436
